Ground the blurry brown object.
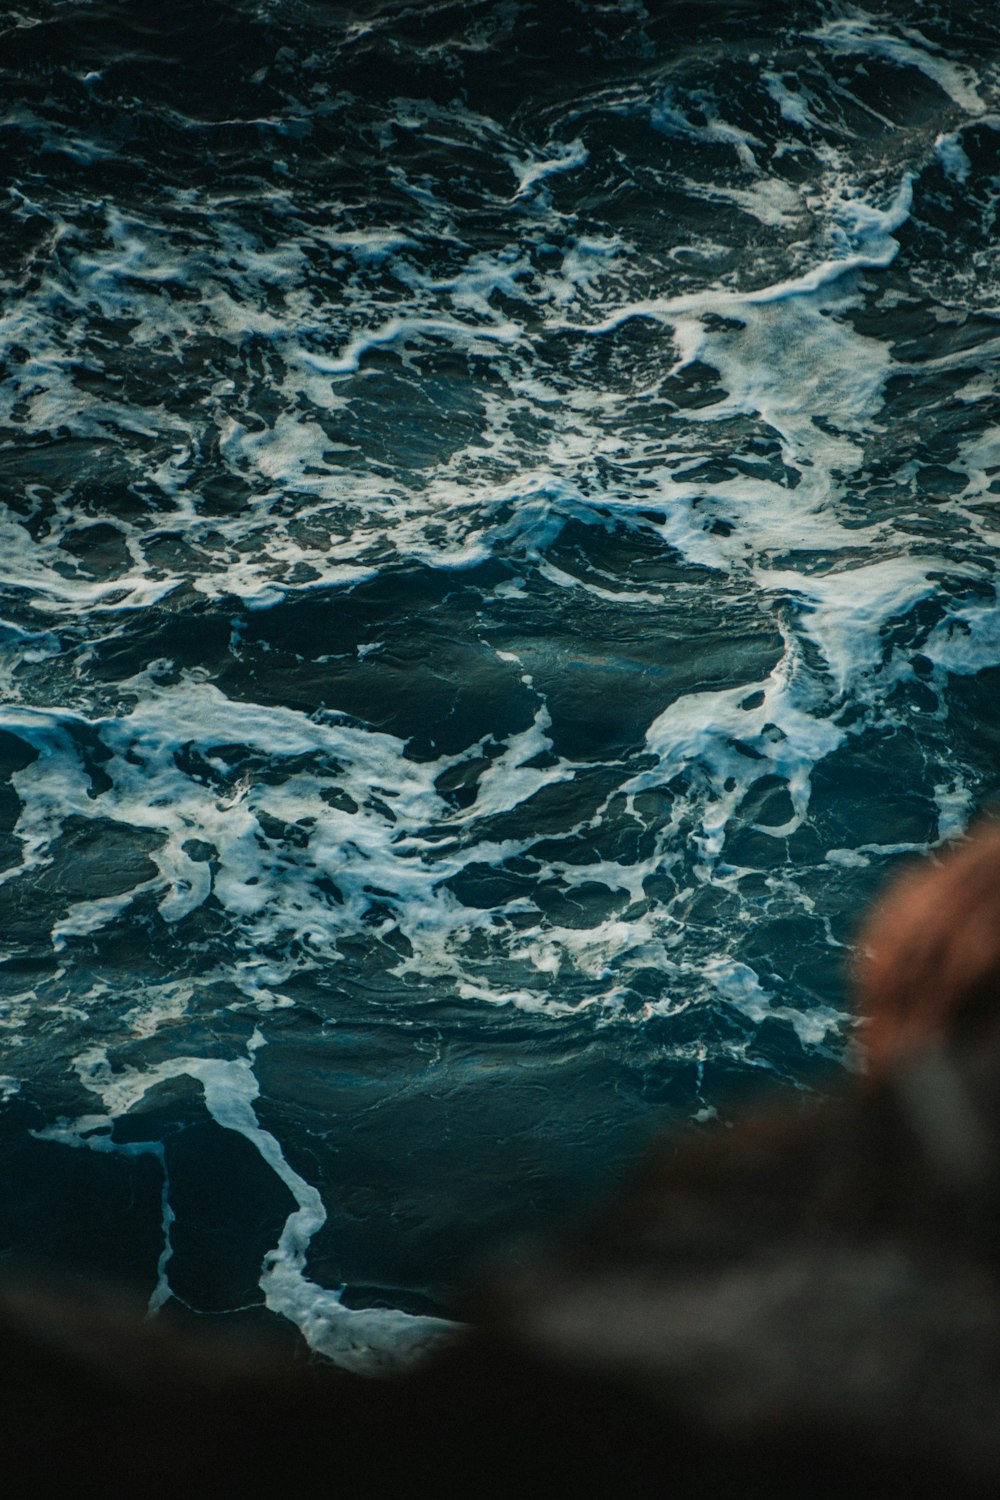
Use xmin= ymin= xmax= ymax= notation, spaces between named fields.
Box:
xmin=856 ymin=816 xmax=1000 ymax=1071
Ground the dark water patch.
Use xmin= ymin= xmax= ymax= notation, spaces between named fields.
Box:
xmin=0 ymin=1099 xmax=166 ymax=1292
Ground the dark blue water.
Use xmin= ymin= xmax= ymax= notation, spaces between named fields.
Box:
xmin=1 ymin=0 xmax=999 ymax=1366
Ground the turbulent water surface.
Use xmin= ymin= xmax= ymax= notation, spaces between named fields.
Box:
xmin=1 ymin=0 xmax=999 ymax=1365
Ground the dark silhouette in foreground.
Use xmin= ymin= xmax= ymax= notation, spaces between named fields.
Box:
xmin=4 ymin=823 xmax=1000 ymax=1495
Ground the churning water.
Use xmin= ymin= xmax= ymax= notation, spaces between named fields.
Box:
xmin=1 ymin=0 xmax=999 ymax=1367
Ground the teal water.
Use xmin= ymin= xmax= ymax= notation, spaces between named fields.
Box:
xmin=1 ymin=0 xmax=999 ymax=1365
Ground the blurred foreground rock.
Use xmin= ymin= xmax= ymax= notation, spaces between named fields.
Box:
xmin=4 ymin=825 xmax=1000 ymax=1496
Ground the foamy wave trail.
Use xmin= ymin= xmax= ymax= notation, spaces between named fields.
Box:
xmin=1 ymin=0 xmax=1000 ymax=1361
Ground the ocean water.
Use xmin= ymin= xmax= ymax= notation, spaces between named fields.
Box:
xmin=1 ymin=0 xmax=999 ymax=1368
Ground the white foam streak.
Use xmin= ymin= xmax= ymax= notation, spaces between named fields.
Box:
xmin=310 ymin=313 xmax=523 ymax=375
xmin=935 ymin=130 xmax=972 ymax=183
xmin=0 ymin=678 xmax=611 ymax=1008
xmin=808 ymin=18 xmax=985 ymax=116
xmin=508 ymin=137 xmax=589 ymax=199
xmin=652 ymin=90 xmax=764 ymax=169
xmin=763 ymin=557 xmax=956 ymax=698
xmin=703 ymin=958 xmax=841 ymax=1047
xmin=35 ymin=1033 xmax=455 ymax=1370
xmin=923 ymin=588 xmax=1000 ymax=676
xmin=631 ymin=646 xmax=844 ymax=850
